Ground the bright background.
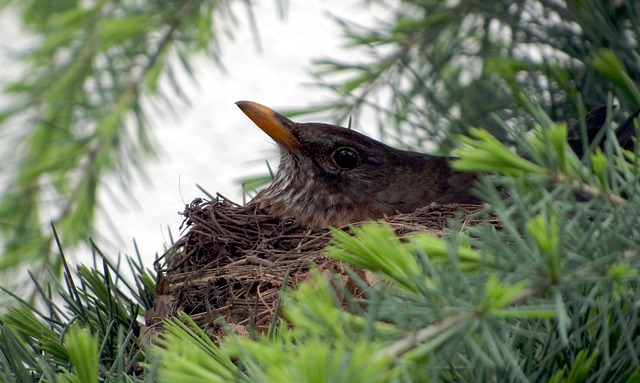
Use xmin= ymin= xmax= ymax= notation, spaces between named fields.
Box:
xmin=76 ymin=1 xmax=377 ymax=265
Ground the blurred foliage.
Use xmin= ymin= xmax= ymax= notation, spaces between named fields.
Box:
xmin=0 ymin=0 xmax=262 ymax=292
xmin=1 ymin=0 xmax=640 ymax=381
xmin=302 ymin=0 xmax=640 ymax=152
xmin=3 ymin=103 xmax=638 ymax=381
xmin=152 ymin=101 xmax=640 ymax=382
xmin=0 ymin=228 xmax=157 ymax=382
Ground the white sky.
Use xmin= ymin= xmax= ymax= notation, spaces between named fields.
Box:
xmin=87 ymin=1 xmax=378 ymax=266
xmin=0 ymin=1 xmax=384 ymax=269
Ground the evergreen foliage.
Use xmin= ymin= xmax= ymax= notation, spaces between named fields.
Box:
xmin=0 ymin=0 xmax=250 ymax=288
xmin=0 ymin=227 xmax=156 ymax=382
xmin=149 ymin=104 xmax=640 ymax=382
xmin=0 ymin=0 xmax=639 ymax=382
xmin=1 ymin=103 xmax=638 ymax=382
xmin=307 ymin=0 xmax=640 ymax=151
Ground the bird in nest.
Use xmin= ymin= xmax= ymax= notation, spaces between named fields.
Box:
xmin=236 ymin=101 xmax=637 ymax=228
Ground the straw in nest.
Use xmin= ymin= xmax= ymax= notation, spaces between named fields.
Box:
xmin=144 ymin=194 xmax=486 ymax=339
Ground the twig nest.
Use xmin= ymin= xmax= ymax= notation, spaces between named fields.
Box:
xmin=144 ymin=194 xmax=486 ymax=339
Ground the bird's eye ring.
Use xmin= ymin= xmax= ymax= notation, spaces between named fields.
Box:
xmin=331 ymin=147 xmax=360 ymax=170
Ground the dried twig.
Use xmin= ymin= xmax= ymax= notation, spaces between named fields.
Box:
xmin=146 ymin=195 xmax=489 ymax=337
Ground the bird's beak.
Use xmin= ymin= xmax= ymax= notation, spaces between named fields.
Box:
xmin=236 ymin=101 xmax=301 ymax=152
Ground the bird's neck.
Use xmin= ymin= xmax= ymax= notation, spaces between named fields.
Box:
xmin=252 ymin=159 xmax=307 ymax=216
xmin=251 ymin=158 xmax=362 ymax=228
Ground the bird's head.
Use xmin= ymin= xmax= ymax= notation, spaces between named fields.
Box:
xmin=235 ymin=101 xmax=457 ymax=227
xmin=236 ymin=100 xmax=402 ymax=178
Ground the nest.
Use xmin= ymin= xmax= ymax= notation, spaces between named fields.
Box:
xmin=144 ymin=195 xmax=488 ymax=339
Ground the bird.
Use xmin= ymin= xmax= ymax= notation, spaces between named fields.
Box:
xmin=235 ymin=101 xmax=479 ymax=228
xmin=236 ymin=101 xmax=638 ymax=228
xmin=566 ymin=104 xmax=639 ymax=157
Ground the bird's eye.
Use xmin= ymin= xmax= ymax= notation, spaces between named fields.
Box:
xmin=331 ymin=147 xmax=360 ymax=169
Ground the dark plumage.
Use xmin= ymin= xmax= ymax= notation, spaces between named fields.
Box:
xmin=567 ymin=105 xmax=639 ymax=157
xmin=236 ymin=101 xmax=478 ymax=228
xmin=236 ymin=101 xmax=638 ymax=228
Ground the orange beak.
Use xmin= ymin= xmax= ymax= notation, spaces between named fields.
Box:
xmin=236 ymin=101 xmax=301 ymax=152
